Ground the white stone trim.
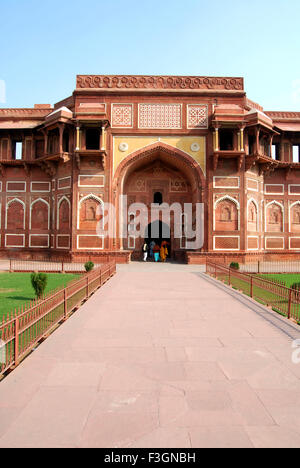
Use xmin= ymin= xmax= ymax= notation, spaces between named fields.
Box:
xmin=78 ymin=174 xmax=105 ymax=187
xmin=213 ymin=235 xmax=240 ymax=251
xmin=247 ymin=178 xmax=259 ymax=192
xmin=6 ymin=181 xmax=26 ymax=192
xmin=180 ymin=236 xmax=187 ymax=249
xmin=213 ymin=195 xmax=240 ymax=231
xmin=265 ymin=200 xmax=285 ymax=233
xmin=57 ymin=196 xmax=71 ymax=230
xmin=5 ymin=198 xmax=25 ymax=229
xmin=30 ymin=181 xmax=51 ymax=192
xmin=264 ymin=184 xmax=284 ymax=195
xmin=29 ymin=198 xmax=50 ymax=230
xmin=56 ymin=234 xmax=70 ymax=249
xmin=5 ymin=233 xmax=25 ymax=248
xmin=77 ymin=194 xmax=104 ymax=230
xmin=77 ymin=234 xmax=104 ymax=250
xmin=261 ymin=199 xmax=264 ymax=232
xmin=289 ymin=200 xmax=300 ymax=233
xmin=289 ymin=237 xmax=300 ymax=250
xmin=265 ymin=236 xmax=285 ymax=250
xmin=128 ymin=235 xmax=135 ymax=249
xmin=247 ymin=197 xmax=259 ymax=232
xmin=57 ymin=176 xmax=71 ymax=190
xmin=29 ymin=234 xmax=50 ymax=248
xmin=213 ymin=176 xmax=240 ymax=189
xmin=288 ymin=184 xmax=300 ymax=196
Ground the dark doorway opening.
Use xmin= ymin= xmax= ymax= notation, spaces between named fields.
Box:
xmin=153 ymin=191 xmax=163 ymax=205
xmin=63 ymin=130 xmax=69 ymax=153
xmin=144 ymin=220 xmax=171 ymax=260
xmin=219 ymin=129 xmax=234 ymax=150
xmin=86 ymin=128 xmax=100 ymax=150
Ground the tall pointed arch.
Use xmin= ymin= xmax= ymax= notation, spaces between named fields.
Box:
xmin=30 ymin=198 xmax=50 ymax=230
xmin=78 ymin=194 xmax=104 ymax=230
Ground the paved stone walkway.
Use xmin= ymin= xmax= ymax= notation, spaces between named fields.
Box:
xmin=1 ymin=263 xmax=300 ymax=448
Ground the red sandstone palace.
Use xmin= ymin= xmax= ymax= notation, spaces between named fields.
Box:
xmin=0 ymin=74 xmax=300 ymax=263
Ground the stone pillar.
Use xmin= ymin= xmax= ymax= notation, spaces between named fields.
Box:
xmin=255 ymin=127 xmax=260 ymax=153
xmin=101 ymin=125 xmax=106 ymax=151
xmin=269 ymin=134 xmax=274 ymax=158
xmin=8 ymin=135 xmax=12 ymax=159
xmin=21 ymin=132 xmax=25 ymax=159
xmin=69 ymin=126 xmax=74 ymax=152
xmin=76 ymin=125 xmax=80 ymax=151
xmin=240 ymin=127 xmax=244 ymax=151
xmin=213 ymin=128 xmax=219 ymax=151
xmin=58 ymin=124 xmax=64 ymax=154
xmin=43 ymin=130 xmax=48 ymax=156
xmin=99 ymin=125 xmax=102 ymax=150
xmin=237 ymin=131 xmax=241 ymax=152
xmin=31 ymin=135 xmax=36 ymax=160
xmin=280 ymin=137 xmax=284 ymax=162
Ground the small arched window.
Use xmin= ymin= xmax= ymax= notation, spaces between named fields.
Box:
xmin=153 ymin=192 xmax=163 ymax=205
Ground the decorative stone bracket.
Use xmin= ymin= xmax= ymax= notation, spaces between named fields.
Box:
xmin=37 ymin=160 xmax=57 ymax=177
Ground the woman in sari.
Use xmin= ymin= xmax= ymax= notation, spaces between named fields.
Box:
xmin=161 ymin=240 xmax=169 ymax=262
xmin=160 ymin=244 xmax=166 ymax=262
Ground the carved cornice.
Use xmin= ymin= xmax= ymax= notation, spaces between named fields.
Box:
xmin=245 ymin=98 xmax=264 ymax=112
xmin=265 ymin=111 xmax=300 ymax=120
xmin=0 ymin=109 xmax=51 ymax=117
xmin=76 ymin=75 xmax=244 ymax=91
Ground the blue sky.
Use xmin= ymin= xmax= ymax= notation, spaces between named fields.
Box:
xmin=1 ymin=0 xmax=300 ymax=110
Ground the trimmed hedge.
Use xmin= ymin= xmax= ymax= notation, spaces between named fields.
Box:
xmin=230 ymin=262 xmax=240 ymax=270
xmin=84 ymin=261 xmax=94 ymax=272
xmin=31 ymin=272 xmax=48 ymax=299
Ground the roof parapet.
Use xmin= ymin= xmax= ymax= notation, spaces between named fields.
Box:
xmin=76 ymin=75 xmax=244 ymax=91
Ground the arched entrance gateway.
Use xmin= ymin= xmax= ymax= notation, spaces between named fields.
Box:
xmin=113 ymin=142 xmax=206 ymax=261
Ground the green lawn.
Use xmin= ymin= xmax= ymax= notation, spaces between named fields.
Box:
xmin=258 ymin=274 xmax=300 ymax=288
xmin=0 ymin=273 xmax=81 ymax=320
xmin=211 ymin=271 xmax=300 ymax=322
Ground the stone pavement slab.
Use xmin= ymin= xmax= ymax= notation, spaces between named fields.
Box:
xmin=0 ymin=262 xmax=300 ymax=448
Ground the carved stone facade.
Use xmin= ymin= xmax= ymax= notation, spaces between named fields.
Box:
xmin=0 ymin=74 xmax=300 ymax=263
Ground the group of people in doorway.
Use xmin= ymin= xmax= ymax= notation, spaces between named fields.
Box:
xmin=142 ymin=240 xmax=169 ymax=262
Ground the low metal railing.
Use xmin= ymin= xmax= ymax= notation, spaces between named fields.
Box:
xmin=206 ymin=260 xmax=300 ymax=323
xmin=9 ymin=259 xmax=103 ymax=273
xmin=0 ymin=262 xmax=116 ymax=376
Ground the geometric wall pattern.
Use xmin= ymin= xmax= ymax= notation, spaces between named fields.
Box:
xmin=138 ymin=103 xmax=181 ymax=129
xmin=187 ymin=104 xmax=208 ymax=129
xmin=111 ymin=104 xmax=133 ymax=128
